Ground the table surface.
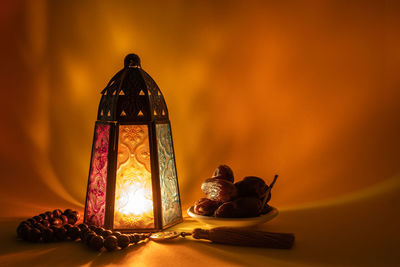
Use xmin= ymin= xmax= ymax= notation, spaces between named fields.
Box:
xmin=1 ymin=177 xmax=400 ymax=267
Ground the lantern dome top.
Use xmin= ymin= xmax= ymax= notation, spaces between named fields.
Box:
xmin=97 ymin=53 xmax=168 ymax=122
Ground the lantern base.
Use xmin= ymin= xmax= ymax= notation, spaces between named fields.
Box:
xmin=111 ymin=217 xmax=183 ymax=233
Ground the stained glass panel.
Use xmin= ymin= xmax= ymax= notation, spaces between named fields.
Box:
xmin=114 ymin=125 xmax=154 ymax=229
xmin=85 ymin=123 xmax=110 ymax=227
xmin=156 ymin=123 xmax=182 ymax=226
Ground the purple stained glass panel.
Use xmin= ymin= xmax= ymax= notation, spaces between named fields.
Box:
xmin=85 ymin=123 xmax=110 ymax=226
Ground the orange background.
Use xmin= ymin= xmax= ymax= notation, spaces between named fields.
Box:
xmin=0 ymin=1 xmax=400 ymax=266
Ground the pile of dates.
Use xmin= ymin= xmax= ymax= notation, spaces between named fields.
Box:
xmin=194 ymin=165 xmax=278 ymax=218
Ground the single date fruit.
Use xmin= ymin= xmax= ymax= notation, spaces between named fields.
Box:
xmin=213 ymin=165 xmax=234 ymax=183
xmin=235 ymin=176 xmax=268 ymax=199
xmin=201 ymin=178 xmax=237 ymax=202
xmin=194 ymin=198 xmax=221 ymax=216
xmin=214 ymin=197 xmax=262 ymax=218
xmin=235 ymin=197 xmax=262 ymax=217
xmin=214 ymin=201 xmax=239 ymax=218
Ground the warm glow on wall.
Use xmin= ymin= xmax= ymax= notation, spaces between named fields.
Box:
xmin=1 ymin=0 xmax=400 ymax=222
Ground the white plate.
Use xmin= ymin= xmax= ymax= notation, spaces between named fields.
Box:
xmin=187 ymin=206 xmax=278 ymax=228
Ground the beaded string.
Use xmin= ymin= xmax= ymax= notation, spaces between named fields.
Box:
xmin=16 ymin=209 xmax=149 ymax=252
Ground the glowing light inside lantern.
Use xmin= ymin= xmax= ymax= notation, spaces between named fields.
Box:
xmin=113 ymin=125 xmax=154 ymax=229
xmin=119 ymin=181 xmax=153 ymax=216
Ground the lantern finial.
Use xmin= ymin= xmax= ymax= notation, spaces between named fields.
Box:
xmin=124 ymin=53 xmax=141 ymax=68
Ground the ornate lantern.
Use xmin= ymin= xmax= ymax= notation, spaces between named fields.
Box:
xmin=84 ymin=54 xmax=182 ymax=232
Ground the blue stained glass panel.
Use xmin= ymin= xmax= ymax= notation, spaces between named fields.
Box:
xmin=156 ymin=123 xmax=182 ymax=226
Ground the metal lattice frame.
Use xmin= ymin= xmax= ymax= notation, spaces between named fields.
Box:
xmin=97 ymin=55 xmax=168 ymax=123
